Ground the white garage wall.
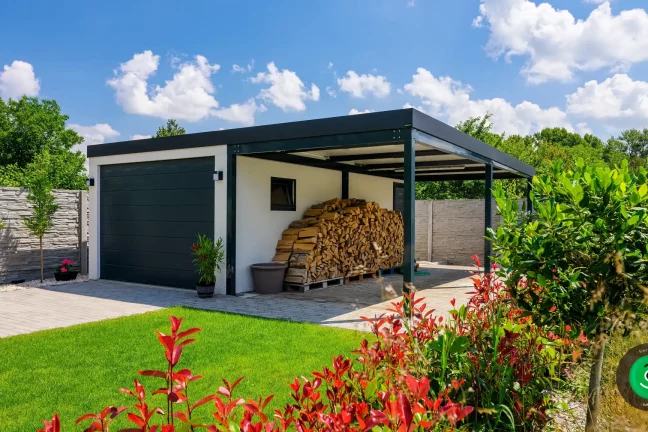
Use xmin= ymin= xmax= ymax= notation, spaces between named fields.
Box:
xmin=235 ymin=157 xmax=342 ymax=293
xmin=88 ymin=146 xmax=229 ymax=294
xmin=349 ymin=173 xmax=400 ymax=210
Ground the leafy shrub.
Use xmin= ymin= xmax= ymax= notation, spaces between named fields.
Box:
xmin=489 ymin=159 xmax=648 ymax=429
xmin=38 ymin=312 xmax=473 ymax=431
xmin=38 ymin=262 xmax=579 ymax=431
xmin=364 ymin=259 xmax=578 ymax=431
xmin=490 ymin=159 xmax=648 ymax=339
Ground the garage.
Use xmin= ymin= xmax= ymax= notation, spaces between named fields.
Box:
xmin=87 ymin=109 xmax=534 ymax=295
xmin=99 ymin=157 xmax=214 ymax=288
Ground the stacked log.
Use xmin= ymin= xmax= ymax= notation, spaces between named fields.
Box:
xmin=272 ymin=198 xmax=404 ymax=286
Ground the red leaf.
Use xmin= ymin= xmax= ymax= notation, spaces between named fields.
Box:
xmin=139 ymin=370 xmax=167 ymax=379
xmin=177 ymin=327 xmax=201 ymax=340
xmin=170 ymin=316 xmax=183 ymax=334
xmin=157 ymin=333 xmax=175 ymax=352
xmin=397 ymin=392 xmax=413 ymax=428
xmin=127 ymin=413 xmax=145 ymax=427
xmin=191 ymin=394 xmax=219 ymax=410
xmin=218 ymin=386 xmax=230 ymax=397
xmin=75 ymin=414 xmax=99 ymax=424
xmin=173 ymin=412 xmax=189 ymax=423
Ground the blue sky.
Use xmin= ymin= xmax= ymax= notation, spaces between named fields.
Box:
xmin=2 ymin=0 xmax=648 ymax=150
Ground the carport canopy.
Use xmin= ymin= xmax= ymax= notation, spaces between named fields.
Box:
xmin=89 ymin=108 xmax=535 ymax=295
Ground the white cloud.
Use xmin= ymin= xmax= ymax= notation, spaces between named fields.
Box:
xmin=251 ymin=62 xmax=320 ymax=111
xmin=349 ymin=108 xmax=375 ymax=115
xmin=232 ymin=60 xmax=254 ymax=73
xmin=326 ymin=86 xmax=337 ymax=98
xmin=0 ymin=60 xmax=40 ymax=100
xmin=404 ymin=67 xmax=572 ymax=135
xmin=107 ymin=50 xmax=221 ymax=122
xmin=566 ymin=74 xmax=648 ymax=128
xmin=337 ymin=71 xmax=391 ymax=98
xmin=213 ymin=98 xmax=267 ymax=126
xmin=69 ymin=123 xmax=120 ymax=157
xmin=131 ymin=134 xmax=152 ymax=140
xmin=327 ymin=62 xmax=334 ymax=70
xmin=474 ymin=0 xmax=648 ymax=83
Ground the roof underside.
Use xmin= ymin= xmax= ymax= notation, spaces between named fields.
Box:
xmin=87 ymin=108 xmax=535 ymax=181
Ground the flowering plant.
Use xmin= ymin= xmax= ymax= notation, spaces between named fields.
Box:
xmin=191 ymin=234 xmax=224 ymax=285
xmin=56 ymin=259 xmax=74 ymax=274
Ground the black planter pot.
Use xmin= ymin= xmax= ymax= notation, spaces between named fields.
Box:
xmin=196 ymin=282 xmax=215 ymax=298
xmin=54 ymin=271 xmax=78 ymax=282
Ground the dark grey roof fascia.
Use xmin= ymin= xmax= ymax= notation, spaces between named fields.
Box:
xmin=87 ymin=109 xmax=412 ymax=158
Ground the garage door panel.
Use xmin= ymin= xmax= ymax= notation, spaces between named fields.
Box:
xmin=101 ymin=158 xmax=214 ymax=178
xmin=99 ymin=157 xmax=214 ymax=289
xmin=101 ymin=189 xmax=214 ymax=207
xmin=102 ymin=249 xmax=194 ymax=272
xmin=101 ymin=205 xmax=213 ymax=223
xmin=101 ymin=265 xmax=197 ymax=289
xmin=101 ymin=235 xmax=196 ymax=255
xmin=100 ymin=220 xmax=213 ymax=238
xmin=101 ymin=171 xmax=213 ymax=192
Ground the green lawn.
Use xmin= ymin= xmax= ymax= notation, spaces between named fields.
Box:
xmin=0 ymin=307 xmax=367 ymax=431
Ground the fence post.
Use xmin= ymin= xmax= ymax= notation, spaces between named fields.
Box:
xmin=79 ymin=191 xmax=88 ymax=274
xmin=427 ymin=201 xmax=433 ymax=261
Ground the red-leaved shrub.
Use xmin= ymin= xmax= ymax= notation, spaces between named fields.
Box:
xmin=38 ymin=258 xmax=579 ymax=431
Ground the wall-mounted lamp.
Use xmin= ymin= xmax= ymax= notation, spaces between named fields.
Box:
xmin=213 ymin=171 xmax=223 ymax=181
xmin=86 ymin=178 xmax=95 ymax=187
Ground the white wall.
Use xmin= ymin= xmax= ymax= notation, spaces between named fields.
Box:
xmin=88 ymin=146 xmax=229 ymax=294
xmin=235 ymin=157 xmax=342 ymax=293
xmin=349 ymin=173 xmax=400 ymax=210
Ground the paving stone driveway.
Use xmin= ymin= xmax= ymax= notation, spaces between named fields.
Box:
xmin=0 ymin=267 xmax=474 ymax=338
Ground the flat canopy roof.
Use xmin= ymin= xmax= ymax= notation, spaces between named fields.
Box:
xmin=88 ymin=108 xmax=535 ymax=181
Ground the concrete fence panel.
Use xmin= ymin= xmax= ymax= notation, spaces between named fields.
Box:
xmin=0 ymin=187 xmax=88 ymax=283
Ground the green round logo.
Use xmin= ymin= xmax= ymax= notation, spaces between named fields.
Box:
xmin=617 ymin=344 xmax=648 ymax=411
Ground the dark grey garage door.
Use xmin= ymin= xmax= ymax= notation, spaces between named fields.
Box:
xmin=100 ymin=157 xmax=214 ymax=288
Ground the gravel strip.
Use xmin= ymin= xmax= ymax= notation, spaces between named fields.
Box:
xmin=0 ymin=274 xmax=90 ymax=292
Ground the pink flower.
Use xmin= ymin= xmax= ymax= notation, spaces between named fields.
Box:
xmin=60 ymin=267 xmax=68 ymax=273
xmin=62 ymin=259 xmax=74 ymax=266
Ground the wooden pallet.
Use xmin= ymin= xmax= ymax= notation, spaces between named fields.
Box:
xmin=284 ymin=277 xmax=344 ymax=293
xmin=378 ymin=267 xmax=400 ymax=277
xmin=344 ymin=270 xmax=378 ymax=283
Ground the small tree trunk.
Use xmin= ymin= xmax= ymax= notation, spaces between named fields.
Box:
xmin=39 ymin=236 xmax=43 ymax=283
xmin=585 ymin=335 xmax=607 ymax=432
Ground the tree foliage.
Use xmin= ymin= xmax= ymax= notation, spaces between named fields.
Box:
xmin=0 ymin=96 xmax=87 ymax=190
xmin=155 ymin=119 xmax=186 ymax=138
xmin=416 ymin=114 xmax=648 ymax=200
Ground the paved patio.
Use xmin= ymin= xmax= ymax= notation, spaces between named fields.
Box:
xmin=0 ymin=263 xmax=474 ymax=338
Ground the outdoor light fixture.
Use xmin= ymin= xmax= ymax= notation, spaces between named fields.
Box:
xmin=213 ymin=171 xmax=223 ymax=181
xmin=86 ymin=178 xmax=95 ymax=187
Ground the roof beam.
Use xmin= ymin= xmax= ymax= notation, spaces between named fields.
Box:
xmin=365 ymin=159 xmax=475 ymax=170
xmin=327 ymin=149 xmax=445 ymax=162
xmin=246 ymin=152 xmax=401 ymax=180
xmin=416 ymin=172 xmax=522 ymax=182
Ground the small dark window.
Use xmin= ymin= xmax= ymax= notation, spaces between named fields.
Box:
xmin=271 ymin=177 xmax=296 ymax=211
xmin=393 ymin=183 xmax=404 ymax=213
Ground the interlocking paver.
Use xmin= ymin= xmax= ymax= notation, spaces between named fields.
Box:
xmin=0 ymin=264 xmax=473 ymax=338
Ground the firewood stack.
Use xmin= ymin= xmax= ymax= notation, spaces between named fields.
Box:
xmin=272 ymin=198 xmax=404 ymax=286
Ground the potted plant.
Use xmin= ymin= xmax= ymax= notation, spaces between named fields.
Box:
xmin=54 ymin=259 xmax=78 ymax=281
xmin=191 ymin=234 xmax=224 ymax=298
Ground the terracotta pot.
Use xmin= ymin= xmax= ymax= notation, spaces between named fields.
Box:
xmin=196 ymin=282 xmax=215 ymax=298
xmin=54 ymin=271 xmax=78 ymax=282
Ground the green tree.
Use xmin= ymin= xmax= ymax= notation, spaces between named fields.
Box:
xmin=490 ymin=159 xmax=648 ymax=431
xmin=0 ymin=97 xmax=83 ymax=167
xmin=0 ymin=150 xmax=87 ymax=190
xmin=23 ymin=152 xmax=59 ymax=282
xmin=0 ymin=96 xmax=87 ymax=189
xmin=155 ymin=119 xmax=186 ymax=138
